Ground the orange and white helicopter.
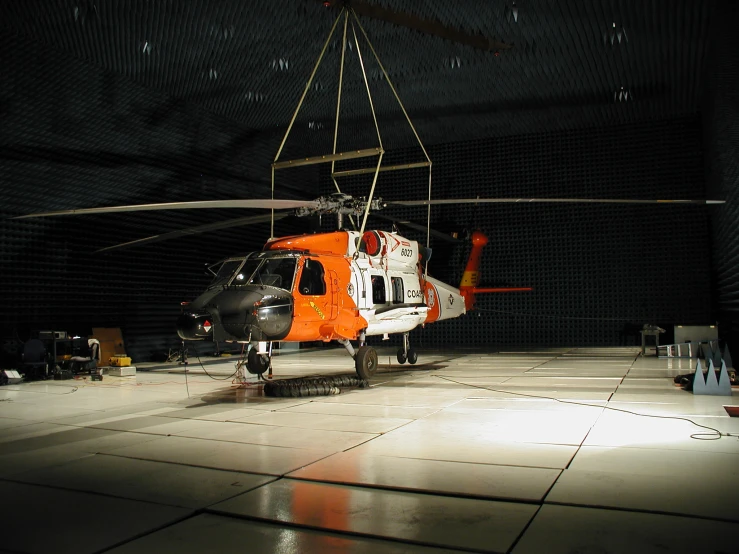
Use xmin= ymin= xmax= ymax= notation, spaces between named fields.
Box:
xmin=175 ymin=213 xmax=528 ymax=379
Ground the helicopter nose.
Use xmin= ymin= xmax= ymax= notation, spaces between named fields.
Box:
xmin=242 ymin=295 xmax=293 ymax=341
xmin=177 ymin=311 xmax=213 ymax=340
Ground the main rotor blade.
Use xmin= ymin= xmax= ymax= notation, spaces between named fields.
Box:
xmin=385 ymin=198 xmax=726 ymax=207
xmin=13 ymin=199 xmax=319 ymax=219
xmin=371 ymin=214 xmax=460 ymax=243
xmin=95 ymin=212 xmax=293 ymax=253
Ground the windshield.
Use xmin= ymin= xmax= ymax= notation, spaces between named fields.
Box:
xmin=209 ymin=255 xmax=298 ymax=291
xmin=231 ymin=259 xmax=261 ymax=286
xmin=247 ymin=257 xmax=297 ymax=290
xmin=210 ymin=259 xmax=245 ymax=287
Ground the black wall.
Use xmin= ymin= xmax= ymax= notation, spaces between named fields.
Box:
xmin=703 ymin=0 xmax=739 ymax=355
xmin=0 ymin=28 xmax=314 ymax=363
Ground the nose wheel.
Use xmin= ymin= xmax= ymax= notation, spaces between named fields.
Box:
xmin=396 ymin=333 xmax=418 ymax=365
xmin=246 ymin=343 xmax=271 ymax=377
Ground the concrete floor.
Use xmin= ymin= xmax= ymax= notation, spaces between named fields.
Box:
xmin=1 ymin=346 xmax=738 ymax=554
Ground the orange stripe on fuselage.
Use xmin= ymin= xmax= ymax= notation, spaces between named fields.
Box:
xmin=423 ymin=281 xmax=441 ymax=323
xmin=266 ymin=233 xmax=367 ymax=342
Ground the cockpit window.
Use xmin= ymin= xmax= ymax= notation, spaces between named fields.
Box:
xmin=209 ymin=255 xmax=297 ymax=291
xmin=298 ymin=259 xmax=326 ymax=296
xmin=246 ymin=257 xmax=297 ymax=291
xmin=210 ymin=259 xmax=245 ymax=287
xmin=232 ymin=259 xmax=261 ymax=285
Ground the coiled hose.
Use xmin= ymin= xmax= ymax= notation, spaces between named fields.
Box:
xmin=264 ymin=374 xmax=369 ymax=397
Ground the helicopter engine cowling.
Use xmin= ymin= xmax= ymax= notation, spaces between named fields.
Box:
xmin=360 ymin=230 xmax=419 ymax=267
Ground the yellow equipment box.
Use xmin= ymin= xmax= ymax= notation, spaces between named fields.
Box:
xmin=109 ymin=355 xmax=131 ymax=367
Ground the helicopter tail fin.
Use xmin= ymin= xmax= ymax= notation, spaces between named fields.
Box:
xmin=459 ymin=231 xmax=532 ymax=311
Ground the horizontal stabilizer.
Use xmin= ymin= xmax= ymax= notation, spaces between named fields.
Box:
xmin=473 ymin=287 xmax=532 ymax=293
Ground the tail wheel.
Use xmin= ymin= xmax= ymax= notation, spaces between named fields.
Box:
xmin=246 ymin=348 xmax=270 ymax=375
xmin=407 ymin=348 xmax=418 ymax=365
xmin=355 ymin=346 xmax=378 ymax=380
xmin=396 ymin=348 xmax=407 ymax=364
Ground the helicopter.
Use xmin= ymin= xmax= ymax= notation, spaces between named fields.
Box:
xmin=175 ymin=221 xmax=527 ymax=379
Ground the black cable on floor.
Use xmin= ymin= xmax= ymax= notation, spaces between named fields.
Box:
xmin=433 ymin=375 xmax=738 ymax=441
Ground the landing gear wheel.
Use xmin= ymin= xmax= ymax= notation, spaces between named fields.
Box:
xmin=407 ymin=348 xmax=418 ymax=365
xmin=246 ymin=348 xmax=270 ymax=375
xmin=396 ymin=348 xmax=407 ymax=364
xmin=355 ymin=346 xmax=378 ymax=380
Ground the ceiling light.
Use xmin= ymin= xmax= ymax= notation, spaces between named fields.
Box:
xmin=73 ymin=2 xmax=98 ymax=24
xmin=244 ymin=91 xmax=266 ymax=103
xmin=271 ymin=58 xmax=290 ymax=71
xmin=507 ymin=1 xmax=519 ymax=24
xmin=613 ymin=86 xmax=633 ymax=102
xmin=605 ymin=22 xmax=628 ymax=46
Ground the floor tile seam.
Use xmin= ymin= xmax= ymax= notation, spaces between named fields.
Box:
xmin=524 ymin=357 xmax=558 ymax=373
xmin=541 ymin=499 xmax=739 ymax=525
xmin=333 ymin=450 xmax=569 ymax=471
xmin=176 ymin=417 xmax=391 ymax=435
xmin=118 ymin=434 xmax=347 ymax=477
xmin=92 ymin=510 xmax=199 ymax=554
xmin=102 ymin=432 xmax=341 ymax=454
xmin=0 ymin=385 xmax=80 ymax=397
xmin=613 ymin=355 xmax=638 ymax=394
xmin=92 ymin=451 xmax=286 ymax=478
xmin=93 ymin=428 xmax=363 ymax=454
xmin=9 ymin=466 xmax=276 ymax=511
xmin=260 ymin=405 xmax=424 ymax=420
xmin=545 ymin=394 xmax=611 ymax=485
xmin=0 ymin=475 xmax=204 ymax=512
xmin=201 ymin=509 xmax=503 ymax=554
xmin=506 ymin=503 xmax=544 ymax=554
xmin=204 ymin=410 xmax=415 ymax=426
xmin=280 ymin=474 xmax=548 ymax=505
xmin=98 ymin=451 xmax=315 ymax=478
xmin=159 ymin=413 xmax=417 ymax=428
xmin=85 ymin=421 xmax=379 ymax=442
xmin=0 ymin=416 xmax=43 ymax=425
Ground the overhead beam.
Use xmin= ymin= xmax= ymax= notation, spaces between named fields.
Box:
xmin=333 ymin=161 xmax=431 ymax=178
xmin=273 ymin=147 xmax=383 ymax=170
